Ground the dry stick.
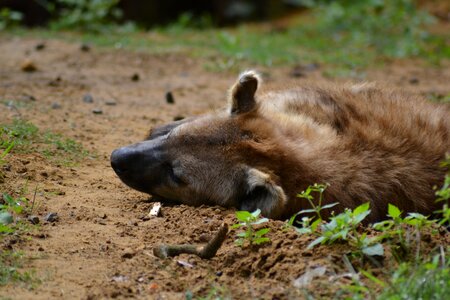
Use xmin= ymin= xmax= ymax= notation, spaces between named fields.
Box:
xmin=153 ymin=224 xmax=228 ymax=259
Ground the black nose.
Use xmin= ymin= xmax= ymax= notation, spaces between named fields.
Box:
xmin=111 ymin=147 xmax=137 ymax=175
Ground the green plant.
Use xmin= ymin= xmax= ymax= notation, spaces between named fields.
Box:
xmin=377 ymin=251 xmax=450 ymax=300
xmin=0 ymin=250 xmax=39 ymax=288
xmin=309 ymin=203 xmax=384 ymax=257
xmin=435 ymin=156 xmax=450 ymax=226
xmin=310 ymin=0 xmax=436 ymax=58
xmin=0 ymin=193 xmax=31 ymax=234
xmin=231 ymin=209 xmax=270 ymax=247
xmin=0 ymin=8 xmax=23 ymax=30
xmin=49 ymin=0 xmax=127 ymax=33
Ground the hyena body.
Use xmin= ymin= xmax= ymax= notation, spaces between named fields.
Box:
xmin=111 ymin=71 xmax=449 ymax=223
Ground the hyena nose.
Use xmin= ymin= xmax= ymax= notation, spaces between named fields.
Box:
xmin=111 ymin=147 xmax=136 ymax=175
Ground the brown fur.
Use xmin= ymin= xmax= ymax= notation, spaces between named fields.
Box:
xmin=112 ymin=71 xmax=449 ymax=222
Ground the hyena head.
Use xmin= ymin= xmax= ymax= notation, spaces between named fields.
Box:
xmin=111 ymin=71 xmax=290 ymax=218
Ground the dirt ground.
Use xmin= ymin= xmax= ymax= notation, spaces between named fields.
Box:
xmin=0 ymin=35 xmax=449 ymax=300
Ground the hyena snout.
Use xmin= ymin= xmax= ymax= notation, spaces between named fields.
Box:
xmin=111 ymin=138 xmax=166 ymax=193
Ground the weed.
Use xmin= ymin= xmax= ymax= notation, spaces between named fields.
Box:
xmin=0 ymin=118 xmax=89 ymax=166
xmin=377 ymin=250 xmax=450 ymax=300
xmin=48 ymin=0 xmax=131 ymax=33
xmin=231 ymin=209 xmax=270 ymax=247
xmin=0 ymin=250 xmax=39 ymax=288
xmin=0 ymin=8 xmax=23 ymax=30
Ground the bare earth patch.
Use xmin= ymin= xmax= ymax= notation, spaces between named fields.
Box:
xmin=0 ymin=35 xmax=449 ymax=299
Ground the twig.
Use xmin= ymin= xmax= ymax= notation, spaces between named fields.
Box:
xmin=153 ymin=224 xmax=228 ymax=259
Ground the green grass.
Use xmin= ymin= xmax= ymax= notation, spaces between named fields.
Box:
xmin=0 ymin=118 xmax=89 ymax=167
xmin=0 ymin=250 xmax=40 ymax=289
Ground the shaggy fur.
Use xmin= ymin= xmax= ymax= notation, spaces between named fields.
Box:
xmin=111 ymin=71 xmax=449 ymax=222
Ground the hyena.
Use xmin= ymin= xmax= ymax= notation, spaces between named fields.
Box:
xmin=111 ymin=71 xmax=449 ymax=223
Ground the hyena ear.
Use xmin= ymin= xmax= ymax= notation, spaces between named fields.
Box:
xmin=240 ymin=168 xmax=287 ymax=219
xmin=229 ymin=70 xmax=261 ymax=115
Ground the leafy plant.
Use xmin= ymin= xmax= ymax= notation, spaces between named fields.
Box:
xmin=231 ymin=209 xmax=270 ymax=247
xmin=284 ymin=183 xmax=337 ymax=234
xmin=0 ymin=250 xmax=39 ymax=288
xmin=0 ymin=8 xmax=23 ymax=30
xmin=377 ymin=251 xmax=450 ymax=300
xmin=309 ymin=202 xmax=384 ymax=257
xmin=49 ymin=0 xmax=128 ymax=33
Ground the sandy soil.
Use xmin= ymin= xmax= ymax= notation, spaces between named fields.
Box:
xmin=0 ymin=35 xmax=449 ymax=299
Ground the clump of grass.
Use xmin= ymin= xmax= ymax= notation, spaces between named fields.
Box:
xmin=0 ymin=118 xmax=89 ymax=167
xmin=0 ymin=250 xmax=40 ymax=289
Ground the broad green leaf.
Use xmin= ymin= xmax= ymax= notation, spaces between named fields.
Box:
xmin=307 ymin=236 xmax=326 ymax=249
xmin=362 ymin=243 xmax=384 ymax=257
xmin=387 ymin=204 xmax=401 ymax=218
xmin=235 ymin=211 xmax=252 ymax=221
xmin=353 ymin=202 xmax=370 ymax=216
xmin=253 ymin=237 xmax=270 ymax=245
xmin=230 ymin=223 xmax=244 ymax=229
xmin=255 ymin=228 xmax=270 ymax=236
xmin=0 ymin=211 xmax=13 ymax=225
xmin=236 ymin=232 xmax=248 ymax=237
xmin=353 ymin=209 xmax=371 ymax=224
xmin=311 ymin=218 xmax=322 ymax=232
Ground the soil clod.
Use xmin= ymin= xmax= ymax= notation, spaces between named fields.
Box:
xmin=165 ymin=91 xmax=175 ymax=104
xmin=35 ymin=42 xmax=46 ymax=51
xmin=131 ymin=73 xmax=140 ymax=81
xmin=21 ymin=59 xmax=37 ymax=72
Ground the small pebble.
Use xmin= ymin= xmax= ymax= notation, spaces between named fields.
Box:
xmin=27 ymin=215 xmax=40 ymax=225
xmin=35 ymin=42 xmax=46 ymax=51
xmin=122 ymin=248 xmax=135 ymax=259
xmin=131 ymin=73 xmax=140 ymax=81
xmin=44 ymin=212 xmax=59 ymax=223
xmin=105 ymin=99 xmax=117 ymax=106
xmin=83 ymin=93 xmax=94 ymax=103
xmin=409 ymin=77 xmax=419 ymax=85
xmin=92 ymin=108 xmax=103 ymax=114
xmin=80 ymin=43 xmax=91 ymax=52
xmin=51 ymin=102 xmax=62 ymax=109
xmin=21 ymin=94 xmax=36 ymax=102
xmin=21 ymin=59 xmax=37 ymax=72
xmin=48 ymin=76 xmax=62 ymax=86
xmin=216 ymin=271 xmax=223 ymax=277
xmin=165 ymin=91 xmax=175 ymax=104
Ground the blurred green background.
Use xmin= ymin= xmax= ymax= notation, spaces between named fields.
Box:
xmin=1 ymin=0 xmax=449 ymax=76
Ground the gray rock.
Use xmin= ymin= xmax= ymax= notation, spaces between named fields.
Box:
xmin=83 ymin=94 xmax=94 ymax=103
xmin=51 ymin=102 xmax=61 ymax=109
xmin=44 ymin=212 xmax=59 ymax=223
xmin=92 ymin=108 xmax=103 ymax=114
xmin=105 ymin=99 xmax=117 ymax=106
